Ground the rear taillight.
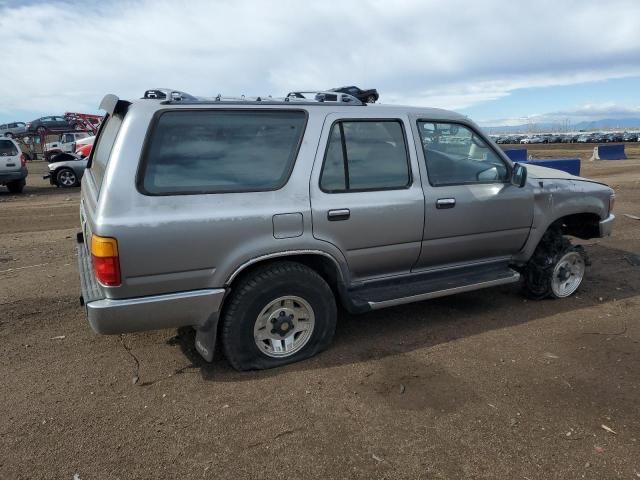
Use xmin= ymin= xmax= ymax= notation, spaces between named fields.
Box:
xmin=20 ymin=153 xmax=26 ymax=167
xmin=91 ymin=235 xmax=121 ymax=286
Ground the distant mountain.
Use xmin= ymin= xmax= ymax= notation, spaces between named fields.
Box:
xmin=483 ymin=118 xmax=640 ymax=134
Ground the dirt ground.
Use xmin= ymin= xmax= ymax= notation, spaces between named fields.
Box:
xmin=1 ymin=147 xmax=639 ymax=480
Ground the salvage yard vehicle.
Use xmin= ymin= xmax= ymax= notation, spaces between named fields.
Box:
xmin=76 ymin=88 xmax=616 ymax=371
xmin=0 ymin=122 xmax=27 ymax=138
xmin=27 ymin=115 xmax=74 ymax=134
xmin=44 ymin=132 xmax=90 ymax=160
xmin=44 ymin=153 xmax=86 ymax=188
xmin=0 ymin=138 xmax=28 ymax=193
xmin=329 ymin=85 xmax=379 ymax=103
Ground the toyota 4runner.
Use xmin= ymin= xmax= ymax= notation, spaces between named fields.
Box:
xmin=76 ymin=88 xmax=615 ymax=370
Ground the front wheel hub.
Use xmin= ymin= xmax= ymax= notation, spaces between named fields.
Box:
xmin=551 ymin=251 xmax=586 ymax=298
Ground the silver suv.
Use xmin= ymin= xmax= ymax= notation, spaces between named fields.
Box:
xmin=0 ymin=138 xmax=28 ymax=193
xmin=77 ymin=88 xmax=615 ymax=370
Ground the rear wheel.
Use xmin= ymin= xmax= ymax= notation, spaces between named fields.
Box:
xmin=522 ymin=227 xmax=589 ymax=299
xmin=56 ymin=168 xmax=78 ymax=188
xmin=4 ymin=132 xmax=13 ymax=138
xmin=6 ymin=179 xmax=25 ymax=193
xmin=221 ymin=261 xmax=337 ymax=371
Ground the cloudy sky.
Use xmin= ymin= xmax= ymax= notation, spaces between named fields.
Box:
xmin=1 ymin=0 xmax=639 ymax=126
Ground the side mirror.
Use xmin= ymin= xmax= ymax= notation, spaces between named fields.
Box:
xmin=511 ymin=163 xmax=527 ymax=188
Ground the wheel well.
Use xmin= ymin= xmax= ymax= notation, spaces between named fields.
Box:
xmin=553 ymin=213 xmax=601 ymax=240
xmin=227 ymin=254 xmax=345 ymax=295
xmin=214 ymin=254 xmax=346 ymax=348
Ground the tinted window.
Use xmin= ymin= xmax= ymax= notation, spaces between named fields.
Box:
xmin=0 ymin=140 xmax=18 ymax=156
xmin=89 ymin=113 xmax=124 ymax=190
xmin=141 ymin=110 xmax=306 ymax=194
xmin=418 ymin=121 xmax=508 ymax=186
xmin=320 ymin=120 xmax=410 ymax=192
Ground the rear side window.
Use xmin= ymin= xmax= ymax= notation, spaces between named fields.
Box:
xmin=320 ymin=120 xmax=410 ymax=192
xmin=89 ymin=113 xmax=124 ymax=189
xmin=140 ymin=110 xmax=306 ymax=195
xmin=0 ymin=140 xmax=18 ymax=156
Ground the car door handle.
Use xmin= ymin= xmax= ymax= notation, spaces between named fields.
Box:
xmin=436 ymin=198 xmax=456 ymax=209
xmin=327 ymin=209 xmax=351 ymax=221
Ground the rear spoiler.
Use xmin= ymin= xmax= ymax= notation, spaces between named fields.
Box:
xmin=99 ymin=94 xmax=131 ymax=116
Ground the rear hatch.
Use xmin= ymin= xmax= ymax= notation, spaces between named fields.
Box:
xmin=0 ymin=139 xmax=21 ymax=172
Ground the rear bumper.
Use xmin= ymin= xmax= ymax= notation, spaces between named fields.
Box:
xmin=599 ymin=213 xmax=615 ymax=238
xmin=76 ymin=235 xmax=225 ymax=334
xmin=0 ymin=167 xmax=27 ymax=184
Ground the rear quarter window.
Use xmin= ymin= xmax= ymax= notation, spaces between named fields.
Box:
xmin=139 ymin=109 xmax=307 ymax=195
xmin=89 ymin=113 xmax=124 ymax=190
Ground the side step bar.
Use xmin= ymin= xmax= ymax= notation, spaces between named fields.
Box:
xmin=347 ymin=263 xmax=520 ymax=311
xmin=368 ymin=271 xmax=519 ymax=309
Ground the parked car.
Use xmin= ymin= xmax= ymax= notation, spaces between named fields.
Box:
xmin=0 ymin=122 xmax=28 ymax=138
xmin=329 ymin=85 xmax=379 ymax=103
xmin=622 ymin=132 xmax=638 ymax=142
xmin=0 ymin=138 xmax=28 ymax=193
xmin=76 ymin=88 xmax=615 ymax=371
xmin=521 ymin=136 xmax=543 ymax=144
xmin=44 ymin=153 xmax=87 ymax=188
xmin=605 ymin=133 xmax=623 ymax=143
xmin=27 ymin=116 xmax=75 ymax=135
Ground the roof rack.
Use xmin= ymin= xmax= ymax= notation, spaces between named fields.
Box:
xmin=141 ymin=88 xmax=364 ymax=106
xmin=142 ymin=88 xmax=198 ymax=101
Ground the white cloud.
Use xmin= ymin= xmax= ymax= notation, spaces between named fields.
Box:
xmin=1 ymin=0 xmax=640 ymax=120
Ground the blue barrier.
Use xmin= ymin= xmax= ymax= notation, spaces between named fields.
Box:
xmin=597 ymin=144 xmax=627 ymax=160
xmin=522 ymin=158 xmax=581 ymax=176
xmin=503 ymin=148 xmax=528 ymax=162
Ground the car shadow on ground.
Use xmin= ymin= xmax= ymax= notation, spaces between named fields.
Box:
xmin=168 ymin=243 xmax=640 ymax=382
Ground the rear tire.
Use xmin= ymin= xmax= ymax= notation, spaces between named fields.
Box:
xmin=522 ymin=227 xmax=589 ymax=299
xmin=6 ymin=179 xmax=25 ymax=193
xmin=221 ymin=261 xmax=337 ymax=371
xmin=4 ymin=132 xmax=13 ymax=138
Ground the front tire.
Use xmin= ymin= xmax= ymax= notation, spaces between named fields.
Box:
xmin=522 ymin=228 xmax=589 ymax=299
xmin=56 ymin=168 xmax=78 ymax=188
xmin=366 ymin=94 xmax=377 ymax=103
xmin=221 ymin=261 xmax=337 ymax=371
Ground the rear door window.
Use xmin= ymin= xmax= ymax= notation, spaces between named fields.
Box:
xmin=319 ymin=120 xmax=411 ymax=192
xmin=139 ymin=110 xmax=307 ymax=195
